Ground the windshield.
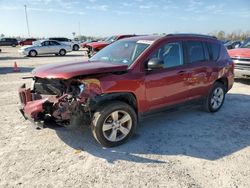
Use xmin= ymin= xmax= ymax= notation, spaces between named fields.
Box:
xmin=89 ymin=40 xmax=150 ymax=65
xmin=241 ymin=38 xmax=250 ymax=48
xmin=104 ymin=36 xmax=117 ymax=43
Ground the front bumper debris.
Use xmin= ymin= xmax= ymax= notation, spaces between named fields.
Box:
xmin=18 ymin=84 xmax=48 ymax=128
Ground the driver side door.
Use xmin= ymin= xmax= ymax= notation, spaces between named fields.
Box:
xmin=145 ymin=40 xmax=191 ymax=111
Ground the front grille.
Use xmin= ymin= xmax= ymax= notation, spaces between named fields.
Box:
xmin=231 ymin=57 xmax=250 ymax=62
xmin=235 ymin=63 xmax=250 ymax=71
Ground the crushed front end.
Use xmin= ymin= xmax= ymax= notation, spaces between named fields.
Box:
xmin=18 ymin=77 xmax=102 ymax=128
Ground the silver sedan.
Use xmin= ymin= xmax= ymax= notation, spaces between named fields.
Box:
xmin=18 ymin=40 xmax=72 ymax=57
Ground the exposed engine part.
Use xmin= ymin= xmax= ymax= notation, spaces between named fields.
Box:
xmin=31 ymin=78 xmax=102 ymax=127
xmin=34 ymin=78 xmax=66 ymax=96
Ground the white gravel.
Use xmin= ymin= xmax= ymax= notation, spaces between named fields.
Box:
xmin=0 ymin=47 xmax=250 ymax=188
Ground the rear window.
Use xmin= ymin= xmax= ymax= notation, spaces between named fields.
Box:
xmin=186 ymin=41 xmax=206 ymax=63
xmin=207 ymin=42 xmax=220 ymax=61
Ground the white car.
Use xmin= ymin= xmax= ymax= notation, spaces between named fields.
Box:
xmin=49 ymin=37 xmax=80 ymax=51
xmin=18 ymin=40 xmax=72 ymax=57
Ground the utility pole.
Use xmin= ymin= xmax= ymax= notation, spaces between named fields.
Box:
xmin=24 ymin=5 xmax=30 ymax=37
xmin=78 ymin=22 xmax=81 ymax=37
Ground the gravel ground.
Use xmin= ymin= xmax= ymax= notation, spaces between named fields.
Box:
xmin=0 ymin=47 xmax=250 ymax=188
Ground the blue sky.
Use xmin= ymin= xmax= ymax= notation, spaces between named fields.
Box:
xmin=0 ymin=0 xmax=249 ymax=38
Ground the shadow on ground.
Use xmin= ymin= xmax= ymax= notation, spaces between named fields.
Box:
xmin=53 ymin=93 xmax=250 ymax=163
xmin=235 ymin=78 xmax=250 ymax=85
xmin=0 ymin=67 xmax=33 ymax=74
xmin=0 ymin=54 xmax=86 ymax=60
xmin=0 ymin=56 xmax=29 ymax=60
xmin=33 ymin=54 xmax=85 ymax=58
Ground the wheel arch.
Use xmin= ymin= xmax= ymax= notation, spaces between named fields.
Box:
xmin=215 ymin=77 xmax=228 ymax=92
xmin=90 ymin=92 xmax=138 ymax=114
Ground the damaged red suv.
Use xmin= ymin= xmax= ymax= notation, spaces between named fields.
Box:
xmin=19 ymin=34 xmax=234 ymax=147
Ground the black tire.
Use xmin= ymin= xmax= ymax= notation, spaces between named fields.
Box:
xmin=73 ymin=44 xmax=79 ymax=51
xmin=59 ymin=49 xmax=66 ymax=56
xmin=204 ymin=82 xmax=226 ymax=113
xmin=29 ymin=50 xmax=37 ymax=57
xmin=12 ymin=44 xmax=16 ymax=47
xmin=91 ymin=101 xmax=137 ymax=147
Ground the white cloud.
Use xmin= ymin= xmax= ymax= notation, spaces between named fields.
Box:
xmin=86 ymin=5 xmax=108 ymax=11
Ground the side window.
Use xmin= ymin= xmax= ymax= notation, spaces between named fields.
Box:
xmin=207 ymin=42 xmax=220 ymax=61
xmin=148 ymin=42 xmax=184 ymax=68
xmin=50 ymin=41 xmax=60 ymax=45
xmin=42 ymin=41 xmax=50 ymax=46
xmin=186 ymin=41 xmax=206 ymax=63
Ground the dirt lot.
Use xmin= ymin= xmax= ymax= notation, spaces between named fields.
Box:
xmin=0 ymin=46 xmax=250 ymax=188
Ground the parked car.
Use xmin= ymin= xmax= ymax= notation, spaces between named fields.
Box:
xmin=228 ymin=37 xmax=250 ymax=78
xmin=19 ymin=38 xmax=37 ymax=46
xmin=80 ymin=39 xmax=98 ymax=48
xmin=18 ymin=34 xmax=234 ymax=147
xmin=49 ymin=37 xmax=80 ymax=51
xmin=224 ymin=40 xmax=242 ymax=49
xmin=86 ymin=34 xmax=137 ymax=57
xmin=0 ymin=38 xmax=18 ymax=47
xmin=18 ymin=40 xmax=72 ymax=57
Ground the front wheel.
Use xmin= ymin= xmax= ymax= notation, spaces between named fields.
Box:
xmin=29 ymin=50 xmax=37 ymax=57
xmin=204 ymin=82 xmax=226 ymax=113
xmin=91 ymin=101 xmax=137 ymax=147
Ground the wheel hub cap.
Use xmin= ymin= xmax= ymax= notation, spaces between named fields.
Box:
xmin=102 ymin=110 xmax=132 ymax=142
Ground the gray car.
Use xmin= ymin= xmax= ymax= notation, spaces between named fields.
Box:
xmin=18 ymin=40 xmax=72 ymax=57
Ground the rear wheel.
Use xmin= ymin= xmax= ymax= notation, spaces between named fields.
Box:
xmin=204 ymin=82 xmax=226 ymax=113
xmin=91 ymin=101 xmax=137 ymax=147
xmin=73 ymin=44 xmax=79 ymax=51
xmin=59 ymin=49 xmax=66 ymax=56
xmin=29 ymin=50 xmax=37 ymax=57
xmin=12 ymin=43 xmax=16 ymax=47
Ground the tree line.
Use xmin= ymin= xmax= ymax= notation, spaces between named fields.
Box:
xmin=208 ymin=30 xmax=250 ymax=41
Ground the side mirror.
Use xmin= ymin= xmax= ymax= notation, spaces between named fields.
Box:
xmin=147 ymin=58 xmax=164 ymax=70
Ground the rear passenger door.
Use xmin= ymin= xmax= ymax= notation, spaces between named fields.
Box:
xmin=183 ymin=40 xmax=211 ymax=99
xmin=49 ymin=41 xmax=61 ymax=53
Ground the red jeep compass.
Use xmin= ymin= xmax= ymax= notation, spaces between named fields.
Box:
xmin=18 ymin=34 xmax=234 ymax=147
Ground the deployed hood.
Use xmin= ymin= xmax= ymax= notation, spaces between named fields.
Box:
xmin=228 ymin=48 xmax=250 ymax=58
xmin=32 ymin=61 xmax=128 ymax=79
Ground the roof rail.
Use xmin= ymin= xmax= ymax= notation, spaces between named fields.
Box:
xmin=166 ymin=33 xmax=217 ymax=39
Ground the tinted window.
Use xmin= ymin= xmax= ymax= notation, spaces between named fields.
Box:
xmin=208 ymin=42 xmax=220 ymax=61
xmin=186 ymin=41 xmax=206 ymax=63
xmin=149 ymin=42 xmax=183 ymax=68
xmin=50 ymin=41 xmax=60 ymax=45
xmin=42 ymin=41 xmax=50 ymax=46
